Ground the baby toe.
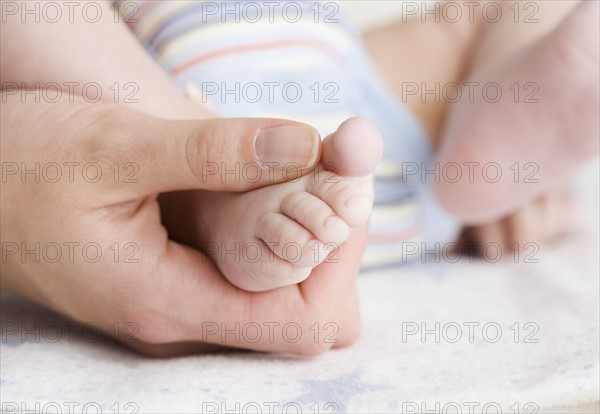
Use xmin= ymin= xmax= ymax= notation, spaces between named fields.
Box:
xmin=306 ymin=172 xmax=374 ymax=228
xmin=256 ymin=212 xmax=332 ymax=269
xmin=280 ymin=191 xmax=350 ymax=245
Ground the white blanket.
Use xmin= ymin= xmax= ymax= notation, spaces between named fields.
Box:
xmin=2 ymin=161 xmax=598 ymax=413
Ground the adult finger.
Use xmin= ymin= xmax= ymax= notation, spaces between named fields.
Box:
xmin=127 ymin=228 xmax=367 ymax=355
xmin=107 ymin=110 xmax=322 ymax=195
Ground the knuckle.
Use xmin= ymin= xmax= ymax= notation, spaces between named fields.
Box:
xmin=184 ymin=128 xmax=212 ymax=182
xmin=78 ymin=106 xmax=136 ymax=161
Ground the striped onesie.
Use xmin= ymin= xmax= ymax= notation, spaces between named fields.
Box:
xmin=119 ymin=0 xmax=460 ymax=270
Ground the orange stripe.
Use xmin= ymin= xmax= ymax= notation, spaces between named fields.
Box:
xmin=170 ymin=38 xmax=343 ymax=76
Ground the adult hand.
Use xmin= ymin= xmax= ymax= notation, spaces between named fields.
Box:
xmin=1 ymin=92 xmax=364 ymax=355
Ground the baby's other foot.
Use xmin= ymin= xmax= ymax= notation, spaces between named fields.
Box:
xmin=435 ymin=0 xmax=599 ymax=224
xmin=197 ymin=118 xmax=383 ymax=292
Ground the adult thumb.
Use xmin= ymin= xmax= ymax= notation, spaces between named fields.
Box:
xmin=115 ymin=114 xmax=321 ymax=195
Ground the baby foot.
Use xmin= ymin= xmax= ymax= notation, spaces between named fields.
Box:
xmin=195 ymin=118 xmax=383 ymax=292
xmin=435 ymin=0 xmax=599 ymax=224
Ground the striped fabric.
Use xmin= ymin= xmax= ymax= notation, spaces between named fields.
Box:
xmin=119 ymin=0 xmax=460 ymax=269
